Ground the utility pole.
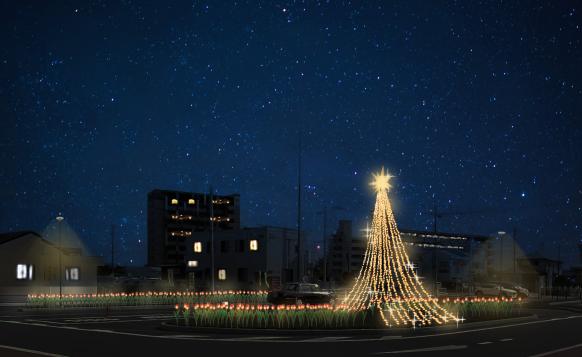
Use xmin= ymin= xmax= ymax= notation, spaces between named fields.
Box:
xmin=296 ymin=135 xmax=302 ymax=282
xmin=111 ymin=224 xmax=115 ymax=277
xmin=513 ymin=227 xmax=517 ymax=276
xmin=56 ymin=215 xmax=64 ymax=305
xmin=209 ymin=185 xmax=215 ymax=292
xmin=322 ymin=207 xmax=327 ymax=283
xmin=432 ymin=199 xmax=438 ymax=296
xmin=432 ymin=200 xmax=438 ymax=233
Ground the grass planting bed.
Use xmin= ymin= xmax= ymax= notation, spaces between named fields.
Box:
xmin=170 ymin=297 xmax=527 ymax=330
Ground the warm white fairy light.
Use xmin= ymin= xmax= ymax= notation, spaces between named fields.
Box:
xmin=344 ymin=167 xmax=457 ymax=327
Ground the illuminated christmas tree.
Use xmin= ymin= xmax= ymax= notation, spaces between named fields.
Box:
xmin=344 ymin=168 xmax=458 ymax=327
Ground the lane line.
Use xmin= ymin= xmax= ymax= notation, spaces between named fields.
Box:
xmin=529 ymin=342 xmax=582 ymax=357
xmin=374 ymin=345 xmax=467 ymax=354
xmin=0 ymin=315 xmax=580 ymax=344
xmin=477 ymin=341 xmax=492 ymax=345
xmin=0 ymin=344 xmax=67 ymax=357
xmin=25 ymin=317 xmax=172 ymax=325
xmin=499 ymin=338 xmax=513 ymax=342
xmin=300 ymin=336 xmax=352 ymax=342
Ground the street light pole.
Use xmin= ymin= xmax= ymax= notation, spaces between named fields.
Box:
xmin=209 ymin=185 xmax=215 ymax=292
xmin=56 ymin=215 xmax=64 ymax=305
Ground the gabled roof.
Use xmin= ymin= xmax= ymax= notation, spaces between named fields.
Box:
xmin=0 ymin=231 xmax=41 ymax=245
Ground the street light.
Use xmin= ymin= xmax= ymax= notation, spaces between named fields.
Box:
xmin=56 ymin=214 xmax=64 ymax=305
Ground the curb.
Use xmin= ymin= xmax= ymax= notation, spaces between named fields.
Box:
xmin=158 ymin=314 xmax=538 ymax=336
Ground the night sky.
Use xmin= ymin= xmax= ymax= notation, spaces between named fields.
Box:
xmin=1 ymin=1 xmax=581 ymax=266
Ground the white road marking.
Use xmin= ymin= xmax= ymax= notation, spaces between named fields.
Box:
xmin=301 ymin=336 xmax=352 ymax=342
xmin=477 ymin=341 xmax=492 ymax=345
xmin=63 ymin=318 xmax=120 ymax=323
xmin=499 ymin=338 xmax=513 ymax=342
xmin=375 ymin=345 xmax=467 ymax=354
xmin=0 ymin=343 xmax=67 ymax=357
xmin=529 ymin=342 xmax=582 ymax=357
xmin=222 ymin=336 xmax=290 ymax=341
xmin=0 ymin=315 xmax=580 ymax=344
xmin=26 ymin=316 xmax=172 ymax=325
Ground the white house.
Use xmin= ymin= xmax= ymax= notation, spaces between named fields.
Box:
xmin=0 ymin=231 xmax=101 ymax=302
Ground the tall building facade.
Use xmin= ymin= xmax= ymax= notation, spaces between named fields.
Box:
xmin=147 ymin=189 xmax=240 ymax=269
xmin=328 ymin=220 xmax=365 ymax=282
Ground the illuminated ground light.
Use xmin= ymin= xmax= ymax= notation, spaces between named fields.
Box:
xmin=343 ymin=167 xmax=459 ymax=327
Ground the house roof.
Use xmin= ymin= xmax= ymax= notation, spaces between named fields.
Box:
xmin=0 ymin=231 xmax=41 ymax=245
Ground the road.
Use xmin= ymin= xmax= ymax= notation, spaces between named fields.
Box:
xmin=0 ymin=305 xmax=581 ymax=356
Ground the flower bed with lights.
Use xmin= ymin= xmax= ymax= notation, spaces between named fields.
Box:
xmin=26 ymin=290 xmax=268 ymax=308
xmin=173 ymin=303 xmax=383 ymax=329
xmin=170 ymin=297 xmax=525 ymax=330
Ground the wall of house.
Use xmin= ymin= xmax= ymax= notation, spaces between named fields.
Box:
xmin=0 ymin=234 xmax=99 ymax=299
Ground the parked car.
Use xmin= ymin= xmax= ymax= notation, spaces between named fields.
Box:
xmin=496 ymin=282 xmax=529 ymax=298
xmin=474 ymin=283 xmax=518 ymax=298
xmin=267 ymin=283 xmax=333 ymax=304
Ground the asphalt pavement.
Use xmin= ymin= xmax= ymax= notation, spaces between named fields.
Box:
xmin=0 ymin=304 xmax=581 ymax=356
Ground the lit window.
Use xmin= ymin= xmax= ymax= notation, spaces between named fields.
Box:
xmin=193 ymin=242 xmax=202 ymax=253
xmin=16 ymin=264 xmax=33 ymax=280
xmin=171 ymin=198 xmax=178 ymax=205
xmin=188 ymin=198 xmax=195 ymax=205
xmin=188 ymin=260 xmax=198 ymax=267
xmin=65 ymin=267 xmax=80 ymax=281
xmin=218 ymin=269 xmax=226 ymax=280
xmin=249 ymin=240 xmax=258 ymax=251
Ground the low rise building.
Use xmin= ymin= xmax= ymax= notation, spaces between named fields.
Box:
xmin=184 ymin=226 xmax=301 ymax=290
xmin=326 ymin=220 xmax=489 ymax=294
xmin=0 ymin=231 xmax=101 ymax=302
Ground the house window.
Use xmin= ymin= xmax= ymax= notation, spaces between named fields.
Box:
xmin=235 ymin=240 xmax=245 ymax=252
xmin=218 ymin=269 xmax=226 ymax=280
xmin=188 ymin=260 xmax=198 ymax=268
xmin=250 ymin=240 xmax=258 ymax=251
xmin=193 ymin=242 xmax=202 ymax=253
xmin=65 ymin=267 xmax=80 ymax=281
xmin=16 ymin=264 xmax=33 ymax=280
xmin=188 ymin=198 xmax=195 ymax=205
xmin=170 ymin=198 xmax=178 ymax=205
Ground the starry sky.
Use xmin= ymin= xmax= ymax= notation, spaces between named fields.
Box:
xmin=1 ymin=1 xmax=581 ymax=266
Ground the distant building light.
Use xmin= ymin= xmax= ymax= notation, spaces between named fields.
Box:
xmin=169 ymin=230 xmax=191 ymax=237
xmin=212 ymin=199 xmax=231 ymax=204
xmin=218 ymin=269 xmax=226 ymax=280
xmin=171 ymin=198 xmax=178 ymax=205
xmin=171 ymin=214 xmax=192 ymax=221
xmin=188 ymin=198 xmax=195 ymax=205
xmin=188 ymin=260 xmax=198 ymax=268
xmin=249 ymin=240 xmax=258 ymax=251
xmin=193 ymin=242 xmax=202 ymax=253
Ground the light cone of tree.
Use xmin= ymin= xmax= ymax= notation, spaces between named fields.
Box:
xmin=343 ymin=168 xmax=458 ymax=327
